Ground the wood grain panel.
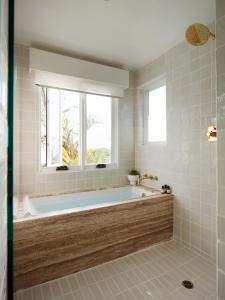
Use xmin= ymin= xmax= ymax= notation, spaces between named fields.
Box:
xmin=14 ymin=194 xmax=173 ymax=291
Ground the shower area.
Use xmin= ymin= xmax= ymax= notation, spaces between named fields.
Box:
xmin=2 ymin=0 xmax=224 ymax=299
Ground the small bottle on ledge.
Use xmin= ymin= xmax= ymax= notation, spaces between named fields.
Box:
xmin=161 ymin=185 xmax=171 ymax=194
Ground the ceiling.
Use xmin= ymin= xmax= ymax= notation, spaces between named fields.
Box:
xmin=15 ymin=0 xmax=215 ymax=70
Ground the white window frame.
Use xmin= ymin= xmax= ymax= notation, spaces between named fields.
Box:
xmin=46 ymin=88 xmax=63 ymax=167
xmin=39 ymin=86 xmax=119 ymax=173
xmin=143 ymin=77 xmax=167 ymax=145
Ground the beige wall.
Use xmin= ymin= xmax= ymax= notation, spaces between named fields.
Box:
xmin=0 ymin=0 xmax=8 ymax=299
xmin=134 ymin=25 xmax=217 ymax=260
xmin=14 ymin=44 xmax=135 ymax=196
xmin=216 ymin=0 xmax=225 ymax=298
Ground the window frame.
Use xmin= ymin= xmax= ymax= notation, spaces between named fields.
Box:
xmin=143 ymin=77 xmax=167 ymax=145
xmin=46 ymin=88 xmax=63 ymax=167
xmin=38 ymin=86 xmax=119 ymax=173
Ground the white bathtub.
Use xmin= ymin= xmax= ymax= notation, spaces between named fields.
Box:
xmin=25 ymin=186 xmax=160 ymax=216
xmin=15 ymin=187 xmax=173 ymax=290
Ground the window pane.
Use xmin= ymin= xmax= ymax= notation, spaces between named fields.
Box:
xmin=148 ymin=85 xmax=167 ymax=142
xmin=48 ymin=88 xmax=61 ymax=166
xmin=40 ymin=87 xmax=47 ymax=167
xmin=86 ymin=95 xmax=112 ymax=164
xmin=61 ymin=90 xmax=80 ymax=166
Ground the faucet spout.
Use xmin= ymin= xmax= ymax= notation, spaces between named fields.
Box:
xmin=137 ymin=174 xmax=158 ymax=185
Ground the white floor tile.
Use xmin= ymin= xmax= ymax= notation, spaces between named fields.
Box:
xmin=14 ymin=240 xmax=217 ymax=300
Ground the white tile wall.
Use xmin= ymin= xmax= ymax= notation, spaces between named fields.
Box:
xmin=0 ymin=0 xmax=8 ymax=299
xmin=14 ymin=45 xmax=135 ymax=196
xmin=216 ymin=1 xmax=225 ymax=298
xmin=134 ymin=24 xmax=217 ymax=261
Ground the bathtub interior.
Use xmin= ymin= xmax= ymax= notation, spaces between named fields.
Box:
xmin=24 ymin=186 xmax=161 ymax=216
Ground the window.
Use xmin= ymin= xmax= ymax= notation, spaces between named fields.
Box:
xmin=86 ymin=94 xmax=112 ymax=165
xmin=40 ymin=87 xmax=118 ymax=170
xmin=146 ymin=84 xmax=167 ymax=142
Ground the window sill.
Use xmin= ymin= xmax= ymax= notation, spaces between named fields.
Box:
xmin=39 ymin=164 xmax=119 ymax=174
xmin=145 ymin=141 xmax=167 ymax=146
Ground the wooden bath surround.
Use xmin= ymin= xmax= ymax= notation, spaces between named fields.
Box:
xmin=14 ymin=194 xmax=173 ymax=291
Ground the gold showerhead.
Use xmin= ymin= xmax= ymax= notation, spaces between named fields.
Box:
xmin=185 ymin=23 xmax=215 ymax=46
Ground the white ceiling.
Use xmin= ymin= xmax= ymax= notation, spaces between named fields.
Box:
xmin=15 ymin=0 xmax=215 ymax=70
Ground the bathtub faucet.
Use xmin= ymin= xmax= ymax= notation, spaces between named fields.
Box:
xmin=137 ymin=174 xmax=158 ymax=185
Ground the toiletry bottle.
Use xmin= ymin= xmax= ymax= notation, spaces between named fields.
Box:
xmin=166 ymin=185 xmax=171 ymax=194
xmin=161 ymin=185 xmax=166 ymax=194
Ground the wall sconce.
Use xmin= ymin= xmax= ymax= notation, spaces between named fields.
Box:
xmin=207 ymin=126 xmax=217 ymax=142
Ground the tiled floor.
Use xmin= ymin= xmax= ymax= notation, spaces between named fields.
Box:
xmin=14 ymin=240 xmax=217 ymax=300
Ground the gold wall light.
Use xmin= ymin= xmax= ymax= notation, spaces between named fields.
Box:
xmin=185 ymin=23 xmax=215 ymax=46
xmin=207 ymin=126 xmax=217 ymax=142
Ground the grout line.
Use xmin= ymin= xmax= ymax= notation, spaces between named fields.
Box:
xmin=15 ymin=240 xmax=216 ymax=300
